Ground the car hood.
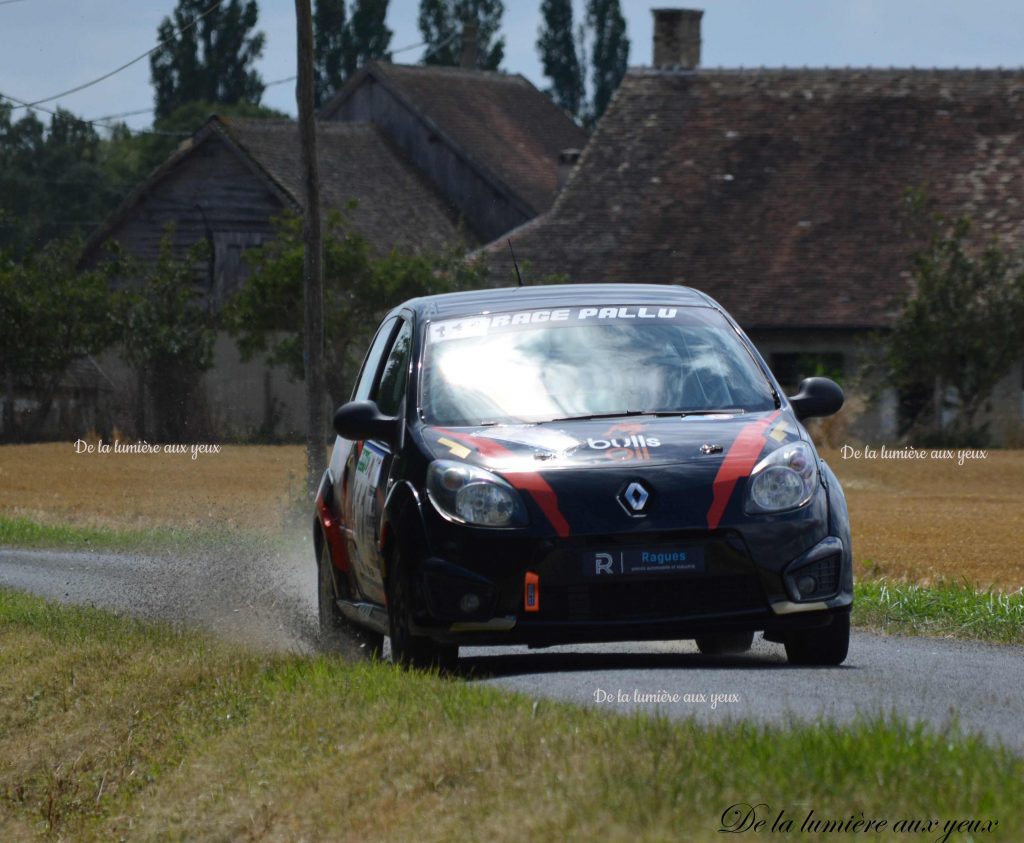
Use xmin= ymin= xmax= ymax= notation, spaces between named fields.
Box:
xmin=422 ymin=411 xmax=802 ymax=472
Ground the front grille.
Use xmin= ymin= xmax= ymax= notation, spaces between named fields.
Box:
xmin=544 ymin=574 xmax=766 ymax=622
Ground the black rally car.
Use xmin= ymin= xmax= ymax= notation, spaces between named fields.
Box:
xmin=314 ymin=284 xmax=852 ymax=668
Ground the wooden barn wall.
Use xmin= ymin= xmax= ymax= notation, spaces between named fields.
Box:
xmin=96 ymin=137 xmax=286 ymax=302
xmin=77 ymin=137 xmax=303 ymax=439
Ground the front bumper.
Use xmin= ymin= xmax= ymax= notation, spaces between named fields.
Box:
xmin=409 ymin=532 xmax=853 ymax=647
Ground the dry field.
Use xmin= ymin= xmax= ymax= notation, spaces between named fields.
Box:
xmin=0 ymin=442 xmax=309 ymax=533
xmin=0 ymin=443 xmax=1021 ymax=589
xmin=820 ymin=447 xmax=1024 ymax=591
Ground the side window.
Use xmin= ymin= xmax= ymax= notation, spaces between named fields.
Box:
xmin=352 ymin=317 xmax=398 ymax=402
xmin=373 ymin=320 xmax=414 ymax=417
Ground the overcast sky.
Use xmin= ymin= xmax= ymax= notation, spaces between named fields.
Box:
xmin=2 ymin=0 xmax=1023 ymax=132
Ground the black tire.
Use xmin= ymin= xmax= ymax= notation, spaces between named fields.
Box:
xmin=695 ymin=630 xmax=755 ymax=656
xmin=784 ymin=612 xmax=850 ymax=666
xmin=387 ymin=547 xmax=458 ymax=673
xmin=317 ymin=539 xmax=384 ymax=660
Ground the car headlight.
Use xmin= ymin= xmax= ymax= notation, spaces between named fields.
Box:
xmin=426 ymin=460 xmax=528 ymax=528
xmin=745 ymin=441 xmax=818 ymax=514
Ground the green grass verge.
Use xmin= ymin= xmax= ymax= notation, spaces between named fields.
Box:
xmin=0 ymin=515 xmax=296 ymax=557
xmin=0 ymin=587 xmax=1021 ymax=842
xmin=853 ymin=578 xmax=1024 ymax=645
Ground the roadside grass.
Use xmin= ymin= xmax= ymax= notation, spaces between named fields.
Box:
xmin=853 ymin=577 xmax=1024 ymax=645
xmin=0 ymin=515 xmax=298 ymax=558
xmin=1 ymin=587 xmax=1021 ymax=843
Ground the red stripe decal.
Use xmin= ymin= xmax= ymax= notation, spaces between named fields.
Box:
xmin=505 ymin=470 xmax=571 ymax=538
xmin=434 ymin=428 xmax=571 ymax=538
xmin=706 ymin=412 xmax=780 ymax=530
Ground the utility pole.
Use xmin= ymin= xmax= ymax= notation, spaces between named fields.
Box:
xmin=295 ymin=0 xmax=327 ymax=496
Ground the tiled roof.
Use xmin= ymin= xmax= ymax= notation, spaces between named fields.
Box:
xmin=322 ymin=62 xmax=588 ymax=216
xmin=215 ymin=117 xmax=469 ymax=252
xmin=489 ymin=69 xmax=1024 ymax=329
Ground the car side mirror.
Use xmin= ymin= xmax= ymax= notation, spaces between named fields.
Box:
xmin=333 ymin=400 xmax=401 ymax=447
xmin=787 ymin=377 xmax=844 ymax=421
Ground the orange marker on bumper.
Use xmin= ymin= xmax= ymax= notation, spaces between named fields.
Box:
xmin=524 ymin=571 xmax=540 ymax=612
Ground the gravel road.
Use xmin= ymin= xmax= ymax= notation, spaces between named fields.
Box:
xmin=2 ymin=545 xmax=1022 ymax=752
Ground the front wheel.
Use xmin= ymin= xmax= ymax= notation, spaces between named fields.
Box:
xmin=318 ymin=539 xmax=383 ymax=660
xmin=784 ymin=612 xmax=850 ymax=666
xmin=387 ymin=547 xmax=458 ymax=673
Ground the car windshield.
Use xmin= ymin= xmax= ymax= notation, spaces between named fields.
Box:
xmin=420 ymin=305 xmax=777 ymax=426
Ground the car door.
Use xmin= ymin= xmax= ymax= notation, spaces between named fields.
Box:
xmin=333 ymin=316 xmax=397 ymax=601
xmin=343 ymin=318 xmax=414 ymax=606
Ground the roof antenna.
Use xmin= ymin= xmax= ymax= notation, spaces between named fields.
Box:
xmin=508 ymin=239 xmax=524 ymax=287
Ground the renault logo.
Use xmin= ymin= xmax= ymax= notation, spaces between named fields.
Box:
xmin=619 ymin=481 xmax=651 ymax=515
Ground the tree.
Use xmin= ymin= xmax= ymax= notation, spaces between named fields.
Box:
xmin=345 ymin=0 xmax=393 ymax=77
xmin=586 ymin=0 xmax=629 ymax=123
xmin=535 ymin=0 xmax=629 ymax=124
xmin=0 ymin=238 xmax=116 ymax=441
xmin=0 ymin=105 xmax=136 ymax=256
xmin=886 ymin=199 xmax=1024 ymax=443
xmin=150 ymin=0 xmax=266 ymax=120
xmin=116 ymin=230 xmax=216 ymax=442
xmin=314 ymin=0 xmax=393 ymax=108
xmin=314 ymin=0 xmax=347 ymax=107
xmin=418 ymin=0 xmax=504 ymax=70
xmin=537 ymin=0 xmax=584 ymax=118
xmin=226 ymin=211 xmax=487 ymax=406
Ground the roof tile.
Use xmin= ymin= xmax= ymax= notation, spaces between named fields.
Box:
xmin=493 ymin=69 xmax=1024 ymax=329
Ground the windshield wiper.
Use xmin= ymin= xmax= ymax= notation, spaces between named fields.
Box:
xmin=547 ymin=408 xmax=745 ymax=423
xmin=547 ymin=410 xmax=653 ymax=423
xmin=671 ymin=408 xmax=746 ymax=416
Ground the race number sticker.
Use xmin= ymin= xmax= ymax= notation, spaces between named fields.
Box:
xmin=428 ymin=317 xmax=490 ymax=343
xmin=355 ymin=443 xmax=384 ymax=486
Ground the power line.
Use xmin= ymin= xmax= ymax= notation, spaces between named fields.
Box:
xmin=421 ymin=30 xmax=461 ymax=62
xmin=10 ymin=0 xmax=223 ymax=111
xmin=86 ymin=106 xmax=155 ymax=122
xmin=245 ymin=36 xmax=459 ymax=96
xmin=0 ymin=91 xmax=189 ymax=136
xmin=257 ymin=32 xmax=458 ymax=92
xmin=0 ymin=0 xmax=32 ymax=6
xmin=391 ymin=38 xmax=428 ymax=56
xmin=390 ymin=28 xmax=460 ymax=58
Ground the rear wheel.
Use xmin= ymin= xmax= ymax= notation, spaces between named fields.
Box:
xmin=784 ymin=612 xmax=850 ymax=666
xmin=317 ymin=539 xmax=383 ymax=660
xmin=387 ymin=547 xmax=458 ymax=673
xmin=695 ymin=631 xmax=755 ymax=656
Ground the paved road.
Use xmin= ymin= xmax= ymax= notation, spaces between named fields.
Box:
xmin=2 ymin=545 xmax=1022 ymax=752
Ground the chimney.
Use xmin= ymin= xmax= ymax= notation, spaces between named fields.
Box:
xmin=460 ymin=19 xmax=479 ymax=69
xmin=557 ymin=148 xmax=581 ymax=191
xmin=652 ymin=8 xmax=703 ymax=69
